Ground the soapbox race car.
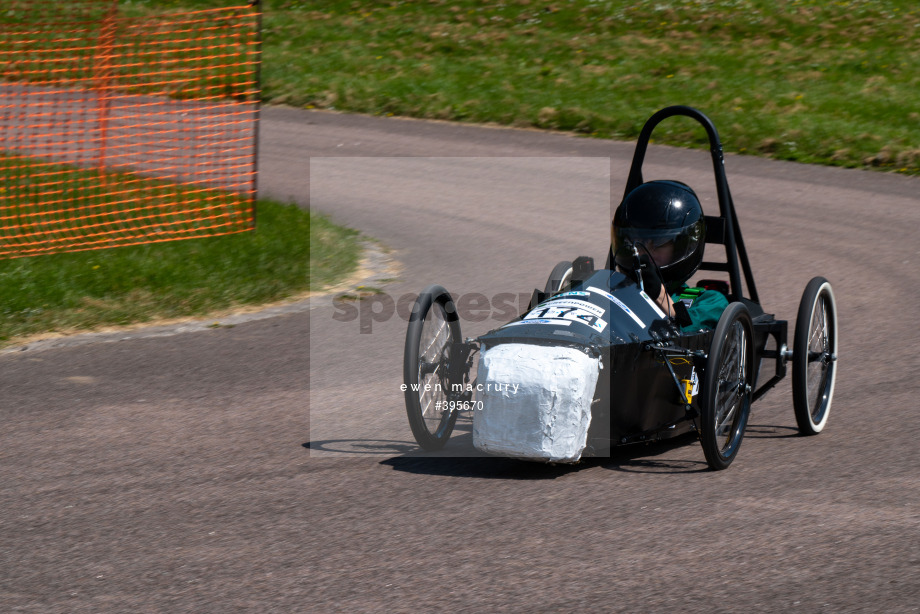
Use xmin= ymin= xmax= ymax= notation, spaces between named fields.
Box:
xmin=402 ymin=106 xmax=838 ymax=470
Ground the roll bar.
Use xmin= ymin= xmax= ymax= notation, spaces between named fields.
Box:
xmin=612 ymin=105 xmax=759 ymax=304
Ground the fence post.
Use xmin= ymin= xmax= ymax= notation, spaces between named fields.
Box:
xmin=93 ymin=0 xmax=118 ymax=173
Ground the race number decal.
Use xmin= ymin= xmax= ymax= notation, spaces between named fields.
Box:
xmin=524 ymin=299 xmax=607 ymax=332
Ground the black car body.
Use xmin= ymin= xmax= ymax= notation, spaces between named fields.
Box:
xmin=403 ymin=106 xmax=838 ymax=470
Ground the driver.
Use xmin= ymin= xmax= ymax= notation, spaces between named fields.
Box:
xmin=611 ymin=179 xmax=728 ymax=331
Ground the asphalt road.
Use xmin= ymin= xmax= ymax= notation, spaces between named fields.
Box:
xmin=2 ymin=106 xmax=919 ymax=612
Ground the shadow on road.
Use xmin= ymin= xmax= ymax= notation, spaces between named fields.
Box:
xmin=380 ymin=455 xmax=583 ymax=480
xmin=376 ymin=431 xmax=715 ymax=478
xmin=304 ymin=440 xmax=421 ymax=455
xmin=744 ymin=422 xmax=801 ymax=438
xmin=305 ymin=420 xmax=802 ymax=478
xmin=595 ymin=433 xmax=710 ymax=474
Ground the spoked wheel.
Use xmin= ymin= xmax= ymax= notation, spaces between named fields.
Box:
xmin=792 ymin=277 xmax=837 ymax=435
xmin=403 ymin=284 xmax=462 ymax=450
xmin=544 ymin=261 xmax=574 ymax=295
xmin=700 ymin=302 xmax=755 ymax=470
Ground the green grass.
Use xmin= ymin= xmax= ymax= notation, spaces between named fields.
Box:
xmin=0 ymin=201 xmax=360 ymax=345
xmin=0 ymin=2 xmax=361 ymax=345
xmin=3 ymin=0 xmax=915 ymax=341
xmin=126 ymin=0 xmax=920 ymax=173
xmin=1 ymin=0 xmax=258 ymax=101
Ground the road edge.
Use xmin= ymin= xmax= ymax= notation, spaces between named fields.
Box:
xmin=0 ymin=239 xmax=398 ymax=355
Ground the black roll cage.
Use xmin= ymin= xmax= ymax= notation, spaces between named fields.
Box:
xmin=606 ymin=105 xmax=789 ymax=401
xmin=606 ymin=105 xmax=759 ymax=305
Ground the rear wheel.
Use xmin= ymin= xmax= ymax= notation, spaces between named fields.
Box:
xmin=403 ymin=285 xmax=462 ymax=450
xmin=544 ymin=261 xmax=574 ymax=295
xmin=792 ymin=277 xmax=837 ymax=435
xmin=700 ymin=302 xmax=754 ymax=470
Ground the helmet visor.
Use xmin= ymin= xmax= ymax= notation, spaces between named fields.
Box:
xmin=614 ymin=225 xmax=703 ymax=269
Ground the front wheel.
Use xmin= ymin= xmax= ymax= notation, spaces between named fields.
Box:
xmin=403 ymin=285 xmax=462 ymax=450
xmin=792 ymin=277 xmax=838 ymax=435
xmin=700 ymin=302 xmax=754 ymax=470
xmin=544 ymin=261 xmax=574 ymax=295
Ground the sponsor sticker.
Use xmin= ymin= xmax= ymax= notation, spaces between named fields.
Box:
xmin=502 ymin=318 xmax=572 ymax=327
xmin=554 ymin=291 xmax=590 ymax=299
xmin=681 ymin=367 xmax=700 ymax=404
xmin=640 ymin=290 xmax=667 ymax=318
xmin=587 ymin=286 xmax=645 ymax=328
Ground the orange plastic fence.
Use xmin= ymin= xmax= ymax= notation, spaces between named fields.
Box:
xmin=0 ymin=1 xmax=260 ymax=258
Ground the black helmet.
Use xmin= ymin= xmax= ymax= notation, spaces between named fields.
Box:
xmin=613 ymin=180 xmax=706 ymax=287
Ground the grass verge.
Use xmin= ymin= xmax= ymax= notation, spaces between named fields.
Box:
xmin=0 ymin=201 xmax=360 ymax=346
xmin=125 ymin=0 xmax=920 ymax=174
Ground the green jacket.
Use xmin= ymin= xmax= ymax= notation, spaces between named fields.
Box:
xmin=671 ymin=285 xmax=729 ymax=332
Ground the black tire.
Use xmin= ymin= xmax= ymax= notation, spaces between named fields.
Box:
xmin=792 ymin=277 xmax=837 ymax=435
xmin=403 ymin=284 xmax=462 ymax=450
xmin=544 ymin=261 xmax=574 ymax=295
xmin=700 ymin=302 xmax=754 ymax=470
